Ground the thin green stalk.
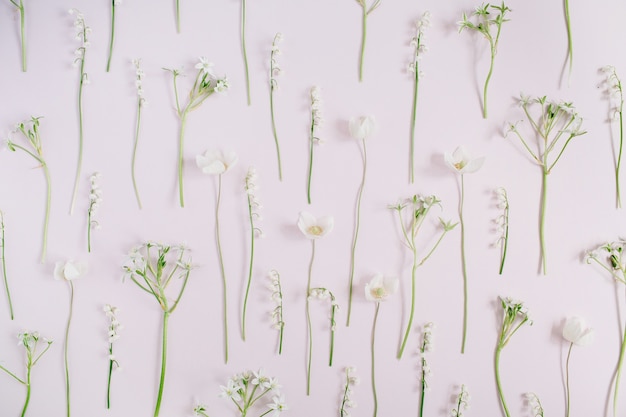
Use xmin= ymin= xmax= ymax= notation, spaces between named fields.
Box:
xmin=178 ymin=109 xmax=190 ymax=207
xmin=371 ymin=302 xmax=380 ymax=417
xmin=613 ymin=320 xmax=626 ymax=417
xmin=397 ymin=245 xmax=418 ymax=359
xmin=269 ymin=83 xmax=282 ymax=180
xmin=347 ymin=139 xmax=367 ymax=326
xmin=0 ymin=363 xmax=25 ymax=384
xmin=358 ymin=6 xmax=367 ymax=82
xmin=241 ymin=192 xmax=255 ymax=340
xmin=70 ymin=57 xmax=86 ymax=215
xmin=418 ymin=355 xmax=426 ymax=417
xmin=495 ymin=345 xmax=510 ymax=417
xmin=307 ymin=122 xmax=315 ymax=205
xmin=565 ymin=342 xmax=573 ymax=417
xmin=215 ymin=175 xmax=229 ymax=363
xmin=64 ymin=282 xmax=75 ymax=417
xmin=132 ymin=98 xmax=144 ymax=209
xmin=482 ymin=39 xmax=495 ymax=119
xmin=409 ymin=64 xmax=419 ymax=183
xmin=21 ymin=364 xmax=31 ymax=417
xmin=154 ymin=311 xmax=169 ymax=417
xmin=0 ymin=212 xmax=15 ymax=319
xmin=564 ymin=0 xmax=573 ymax=83
xmin=175 ymin=0 xmax=181 ymax=33
xmin=87 ymin=208 xmax=92 ymax=253
xmin=42 ymin=164 xmax=51 ymax=263
xmin=539 ymin=170 xmax=548 ymax=275
xmin=106 ymin=345 xmax=113 ymax=408
xmin=306 ymin=240 xmax=315 ymax=396
xmin=460 ymin=175 xmax=468 ymax=353
xmin=498 ymin=204 xmax=509 ymax=275
xmin=106 ymin=0 xmax=116 ymax=72
xmin=616 ymin=109 xmax=623 ymax=209
xmin=241 ymin=0 xmax=251 ymax=105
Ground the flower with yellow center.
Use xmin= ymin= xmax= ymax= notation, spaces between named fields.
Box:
xmin=364 ymin=274 xmax=398 ymax=302
xmin=444 ymin=146 xmax=484 ymax=174
xmin=297 ymin=211 xmax=333 ymax=239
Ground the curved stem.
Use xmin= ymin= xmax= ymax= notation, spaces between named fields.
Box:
xmin=397 ymin=245 xmax=418 ymax=359
xmin=613 ymin=320 xmax=626 ymax=417
xmin=409 ymin=67 xmax=419 ymax=183
xmin=42 ymin=164 xmax=51 ymax=263
xmin=106 ymin=347 xmax=113 ymax=408
xmin=241 ymin=0 xmax=251 ymax=105
xmin=564 ymin=0 xmax=573 ymax=83
xmin=19 ymin=1 xmax=26 ymax=72
xmin=242 ymin=193 xmax=255 ymax=340
xmin=347 ymin=139 xmax=367 ymax=326
xmin=64 ymin=281 xmax=75 ymax=417
xmin=154 ymin=311 xmax=169 ymax=417
xmin=358 ymin=7 xmax=367 ymax=82
xmin=306 ymin=240 xmax=316 ymax=395
xmin=1 ymin=213 xmax=15 ymax=319
xmin=565 ymin=342 xmax=573 ymax=417
xmin=132 ymin=100 xmax=143 ymax=209
xmin=269 ymin=87 xmax=282 ymax=181
xmin=460 ymin=175 xmax=468 ymax=353
xmin=106 ymin=1 xmax=115 ymax=72
xmin=495 ymin=345 xmax=510 ymax=417
xmin=482 ymin=41 xmax=495 ymax=119
xmin=539 ymin=170 xmax=548 ymax=275
xmin=371 ymin=302 xmax=380 ymax=417
xmin=69 ymin=60 xmax=86 ymax=215
xmin=616 ymin=110 xmax=623 ymax=209
xmin=21 ymin=365 xmax=31 ymax=417
xmin=178 ymin=109 xmax=189 ymax=208
xmin=215 ymin=175 xmax=228 ymax=363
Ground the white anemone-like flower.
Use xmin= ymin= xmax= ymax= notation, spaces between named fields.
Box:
xmin=364 ymin=274 xmax=398 ymax=302
xmin=349 ymin=115 xmax=376 ymax=140
xmin=195 ymin=56 xmax=215 ymax=77
xmin=562 ymin=316 xmax=594 ymax=346
xmin=444 ymin=145 xmax=485 ymax=174
xmin=54 ymin=260 xmax=87 ymax=281
xmin=297 ymin=211 xmax=334 ymax=239
xmin=267 ymin=394 xmax=288 ymax=416
xmin=196 ymin=150 xmax=238 ymax=175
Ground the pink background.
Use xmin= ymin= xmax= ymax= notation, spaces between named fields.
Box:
xmin=1 ymin=0 xmax=625 ymax=416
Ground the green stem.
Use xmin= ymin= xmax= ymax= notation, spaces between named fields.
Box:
xmin=482 ymin=40 xmax=495 ymax=119
xmin=460 ymin=175 xmax=468 ymax=353
xmin=495 ymin=345 xmax=510 ymax=417
xmin=418 ymin=356 xmax=426 ymax=417
xmin=175 ymin=0 xmax=181 ymax=33
xmin=21 ymin=364 xmax=31 ymax=417
xmin=306 ymin=240 xmax=315 ymax=395
xmin=564 ymin=0 xmax=573 ymax=83
xmin=154 ymin=311 xmax=169 ymax=417
xmin=106 ymin=345 xmax=113 ymax=408
xmin=0 ymin=213 xmax=14 ymax=319
xmin=371 ymin=302 xmax=380 ymax=417
xmin=178 ymin=109 xmax=189 ymax=208
xmin=498 ymin=204 xmax=509 ymax=275
xmin=70 ymin=58 xmax=86 ymax=216
xmin=616 ymin=110 xmax=623 ymax=209
xmin=132 ymin=99 xmax=144 ymax=209
xmin=215 ymin=175 xmax=228 ymax=363
xmin=106 ymin=1 xmax=115 ymax=72
xmin=41 ymin=164 xmax=51 ymax=263
xmin=613 ymin=319 xmax=626 ymax=417
xmin=269 ymin=85 xmax=282 ymax=181
xmin=347 ymin=139 xmax=367 ymax=326
xmin=64 ymin=281 xmax=74 ymax=417
xmin=409 ymin=65 xmax=419 ymax=183
xmin=87 ymin=207 xmax=92 ymax=253
xmin=19 ymin=1 xmax=26 ymax=72
xmin=358 ymin=6 xmax=367 ymax=82
xmin=241 ymin=0 xmax=251 ymax=105
xmin=241 ymin=193 xmax=255 ymax=341
xmin=307 ymin=122 xmax=315 ymax=205
xmin=565 ymin=342 xmax=573 ymax=417
xmin=397 ymin=245 xmax=418 ymax=359
xmin=539 ymin=170 xmax=548 ymax=275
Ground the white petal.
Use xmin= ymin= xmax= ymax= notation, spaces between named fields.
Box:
xmin=297 ymin=211 xmax=316 ymax=238
xmin=462 ymin=156 xmax=485 ymax=173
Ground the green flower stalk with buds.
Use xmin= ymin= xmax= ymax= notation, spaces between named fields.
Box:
xmin=390 ymin=195 xmax=456 ymax=359
xmin=354 ymin=0 xmax=381 ymax=82
xmin=164 ymin=58 xmax=229 ymax=207
xmin=585 ymin=241 xmax=626 ymax=416
xmin=307 ymin=86 xmax=323 ymax=204
xmin=269 ymin=33 xmax=284 ymax=180
xmin=602 ymin=66 xmax=624 ymax=208
xmin=268 ymin=270 xmax=285 ymax=354
xmin=123 ymin=242 xmax=193 ymax=417
xmin=242 ymin=167 xmax=263 ymax=341
xmin=6 ymin=116 xmax=51 ymax=263
xmin=505 ymin=95 xmax=586 ymax=275
xmin=106 ymin=0 xmax=121 ymax=72
xmin=458 ymin=2 xmax=511 ymax=119
xmin=86 ymin=172 xmax=102 ymax=253
xmin=0 ymin=211 xmax=14 ymax=319
xmin=525 ymin=393 xmax=544 ymax=417
xmin=495 ymin=297 xmax=532 ymax=417
xmin=308 ymin=287 xmax=339 ymax=366
xmin=131 ymin=58 xmax=146 ymax=209
xmin=408 ymin=11 xmax=431 ymax=184
xmin=0 ymin=331 xmax=53 ymax=417
xmin=104 ymin=304 xmax=122 ymax=409
xmin=8 ymin=0 xmax=27 ymax=72
xmin=418 ymin=322 xmax=434 ymax=417
xmin=69 ymin=8 xmax=91 ymax=216
xmin=451 ymin=384 xmax=470 ymax=417
xmin=494 ymin=187 xmax=509 ymax=275
xmin=340 ymin=367 xmax=359 ymax=417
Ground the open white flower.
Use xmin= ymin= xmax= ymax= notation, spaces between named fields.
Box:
xmin=563 ymin=316 xmax=594 ymax=346
xmin=297 ymin=211 xmax=334 ymax=239
xmin=444 ymin=145 xmax=485 ymax=174
xmin=267 ymin=394 xmax=287 ymax=416
xmin=349 ymin=115 xmax=376 ymax=140
xmin=54 ymin=260 xmax=87 ymax=281
xmin=364 ymin=274 xmax=398 ymax=302
xmin=195 ymin=56 xmax=215 ymax=77
xmin=196 ymin=150 xmax=238 ymax=175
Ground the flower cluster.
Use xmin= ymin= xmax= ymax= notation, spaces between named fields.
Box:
xmin=133 ymin=59 xmax=146 ymax=103
xmin=270 ymin=33 xmax=284 ymax=90
xmin=408 ymin=11 xmax=431 ymax=78
xmin=524 ymin=392 xmax=544 ymax=417
xmin=586 ymin=240 xmax=626 ymax=283
xmin=18 ymin=330 xmax=52 ymax=351
xmin=451 ymin=384 xmax=470 ymax=417
xmin=268 ymin=270 xmax=285 ymax=354
xmin=340 ymin=367 xmax=359 ymax=417
xmin=601 ymin=65 xmax=625 ymax=207
xmin=602 ymin=66 xmax=624 ymax=113
xmin=310 ymin=86 xmax=323 ymax=138
xmin=419 ymin=322 xmax=434 ymax=384
xmin=217 ymin=369 xmax=287 ymax=417
xmin=104 ymin=304 xmax=122 ymax=408
xmin=70 ymin=8 xmax=90 ymax=76
xmin=309 ymin=287 xmax=339 ymax=365
xmin=245 ymin=167 xmax=263 ymax=238
xmin=87 ymin=172 xmax=102 ymax=252
xmin=494 ymin=187 xmax=509 ymax=274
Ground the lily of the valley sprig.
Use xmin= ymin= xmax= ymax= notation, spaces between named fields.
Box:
xmin=242 ymin=166 xmax=263 ymax=341
xmin=123 ymin=242 xmax=193 ymax=417
xmin=445 ymin=145 xmax=484 ymax=354
xmin=197 ymin=149 xmax=238 ymax=363
xmin=0 ymin=331 xmax=53 ymax=417
xmin=585 ymin=241 xmax=626 ymax=415
xmin=506 ymin=95 xmax=586 ymax=275
xmin=458 ymin=2 xmax=511 ymax=119
xmin=69 ymin=8 xmax=91 ymax=215
xmin=307 ymin=86 xmax=323 ymax=204
xmin=390 ymin=195 xmax=456 ymax=358
xmin=164 ymin=58 xmax=229 ymax=207
xmin=451 ymin=385 xmax=470 ymax=417
xmin=562 ymin=316 xmax=594 ymax=417
xmin=86 ymin=172 xmax=102 ymax=253
xmin=365 ymin=274 xmax=398 ymax=417
xmin=353 ymin=0 xmax=381 ymax=82
xmin=55 ymin=260 xmax=87 ymax=417
xmin=418 ymin=322 xmax=434 ymax=417
xmin=495 ymin=297 xmax=532 ymax=417
xmin=601 ymin=66 xmax=624 ymax=208
xmin=0 ymin=211 xmax=14 ymax=319
xmin=308 ymin=287 xmax=339 ymax=366
xmin=240 ymin=0 xmax=251 ymax=105
xmin=106 ymin=0 xmax=121 ymax=72
xmin=131 ymin=58 xmax=146 ymax=209
xmin=340 ymin=367 xmax=359 ymax=417
xmin=494 ymin=187 xmax=509 ymax=274
xmin=269 ymin=33 xmax=284 ymax=180
xmin=6 ymin=116 xmax=51 ymax=263
xmin=408 ymin=11 xmax=431 ymax=184
xmin=298 ymin=211 xmax=333 ymax=395
xmin=104 ymin=304 xmax=122 ymax=409
xmin=525 ymin=393 xmax=545 ymax=417
xmin=8 ymin=0 xmax=27 ymax=72
xmin=346 ymin=115 xmax=376 ymax=326
xmin=268 ymin=270 xmax=285 ymax=354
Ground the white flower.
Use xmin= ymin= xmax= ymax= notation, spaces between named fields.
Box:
xmin=196 ymin=150 xmax=238 ymax=175
xmin=267 ymin=394 xmax=287 ymax=416
xmin=364 ymin=274 xmax=398 ymax=302
xmin=349 ymin=115 xmax=376 ymax=140
xmin=562 ymin=316 xmax=594 ymax=346
xmin=214 ymin=78 xmax=229 ymax=94
xmin=297 ymin=211 xmax=334 ymax=239
xmin=195 ymin=57 xmax=215 ymax=77
xmin=54 ymin=260 xmax=87 ymax=281
xmin=219 ymin=379 xmax=242 ymax=402
xmin=252 ymin=369 xmax=271 ymax=389
xmin=444 ymin=145 xmax=485 ymax=174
